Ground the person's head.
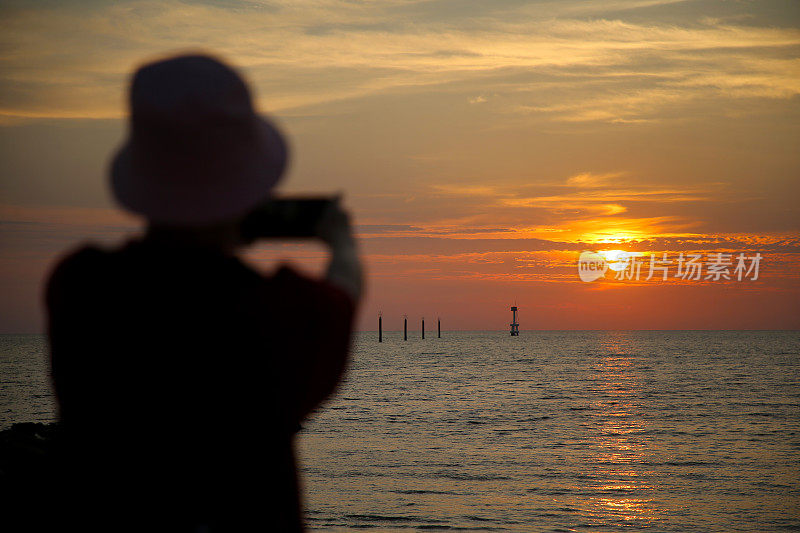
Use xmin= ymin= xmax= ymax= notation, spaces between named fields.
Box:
xmin=110 ymin=53 xmax=289 ymax=248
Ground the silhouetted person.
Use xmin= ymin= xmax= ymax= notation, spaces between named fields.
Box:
xmin=42 ymin=54 xmax=362 ymax=531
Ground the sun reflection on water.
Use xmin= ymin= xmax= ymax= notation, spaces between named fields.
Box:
xmin=584 ymin=332 xmax=662 ymax=526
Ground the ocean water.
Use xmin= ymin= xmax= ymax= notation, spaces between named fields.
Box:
xmin=0 ymin=334 xmax=54 ymax=429
xmin=2 ymin=331 xmax=799 ymax=532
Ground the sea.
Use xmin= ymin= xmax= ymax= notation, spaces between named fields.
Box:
xmin=1 ymin=331 xmax=798 ymax=532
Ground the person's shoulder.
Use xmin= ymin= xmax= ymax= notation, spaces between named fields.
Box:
xmin=45 ymin=242 xmax=123 ymax=301
xmin=49 ymin=243 xmax=112 ymax=278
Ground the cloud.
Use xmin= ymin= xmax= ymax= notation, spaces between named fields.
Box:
xmin=430 ymin=184 xmax=499 ymax=197
xmin=0 ymin=204 xmax=141 ymax=253
xmin=353 ymin=223 xmax=420 ymax=235
xmin=426 ymin=171 xmax=721 ymax=238
xmin=566 ymin=172 xmax=624 ymax=187
xmin=1 ymin=1 xmax=798 ymax=122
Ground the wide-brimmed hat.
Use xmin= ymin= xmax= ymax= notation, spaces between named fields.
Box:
xmin=110 ymin=53 xmax=288 ymax=226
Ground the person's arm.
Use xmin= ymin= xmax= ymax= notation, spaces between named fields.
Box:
xmin=273 ymin=201 xmax=361 ymax=421
xmin=315 ymin=200 xmax=363 ymax=302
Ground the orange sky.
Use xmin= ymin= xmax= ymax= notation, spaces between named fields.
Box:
xmin=1 ymin=0 xmax=798 ymax=331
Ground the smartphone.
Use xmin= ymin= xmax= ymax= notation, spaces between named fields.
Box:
xmin=240 ymin=197 xmax=336 ymax=240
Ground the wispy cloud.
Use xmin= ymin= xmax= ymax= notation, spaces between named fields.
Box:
xmin=1 ymin=1 xmax=798 ymax=121
xmin=566 ymin=172 xmax=624 ymax=187
xmin=423 ymin=171 xmax=725 ymax=242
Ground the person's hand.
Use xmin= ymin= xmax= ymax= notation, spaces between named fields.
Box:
xmin=314 ymin=197 xmax=356 ymax=249
xmin=315 ymin=197 xmax=362 ymax=300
